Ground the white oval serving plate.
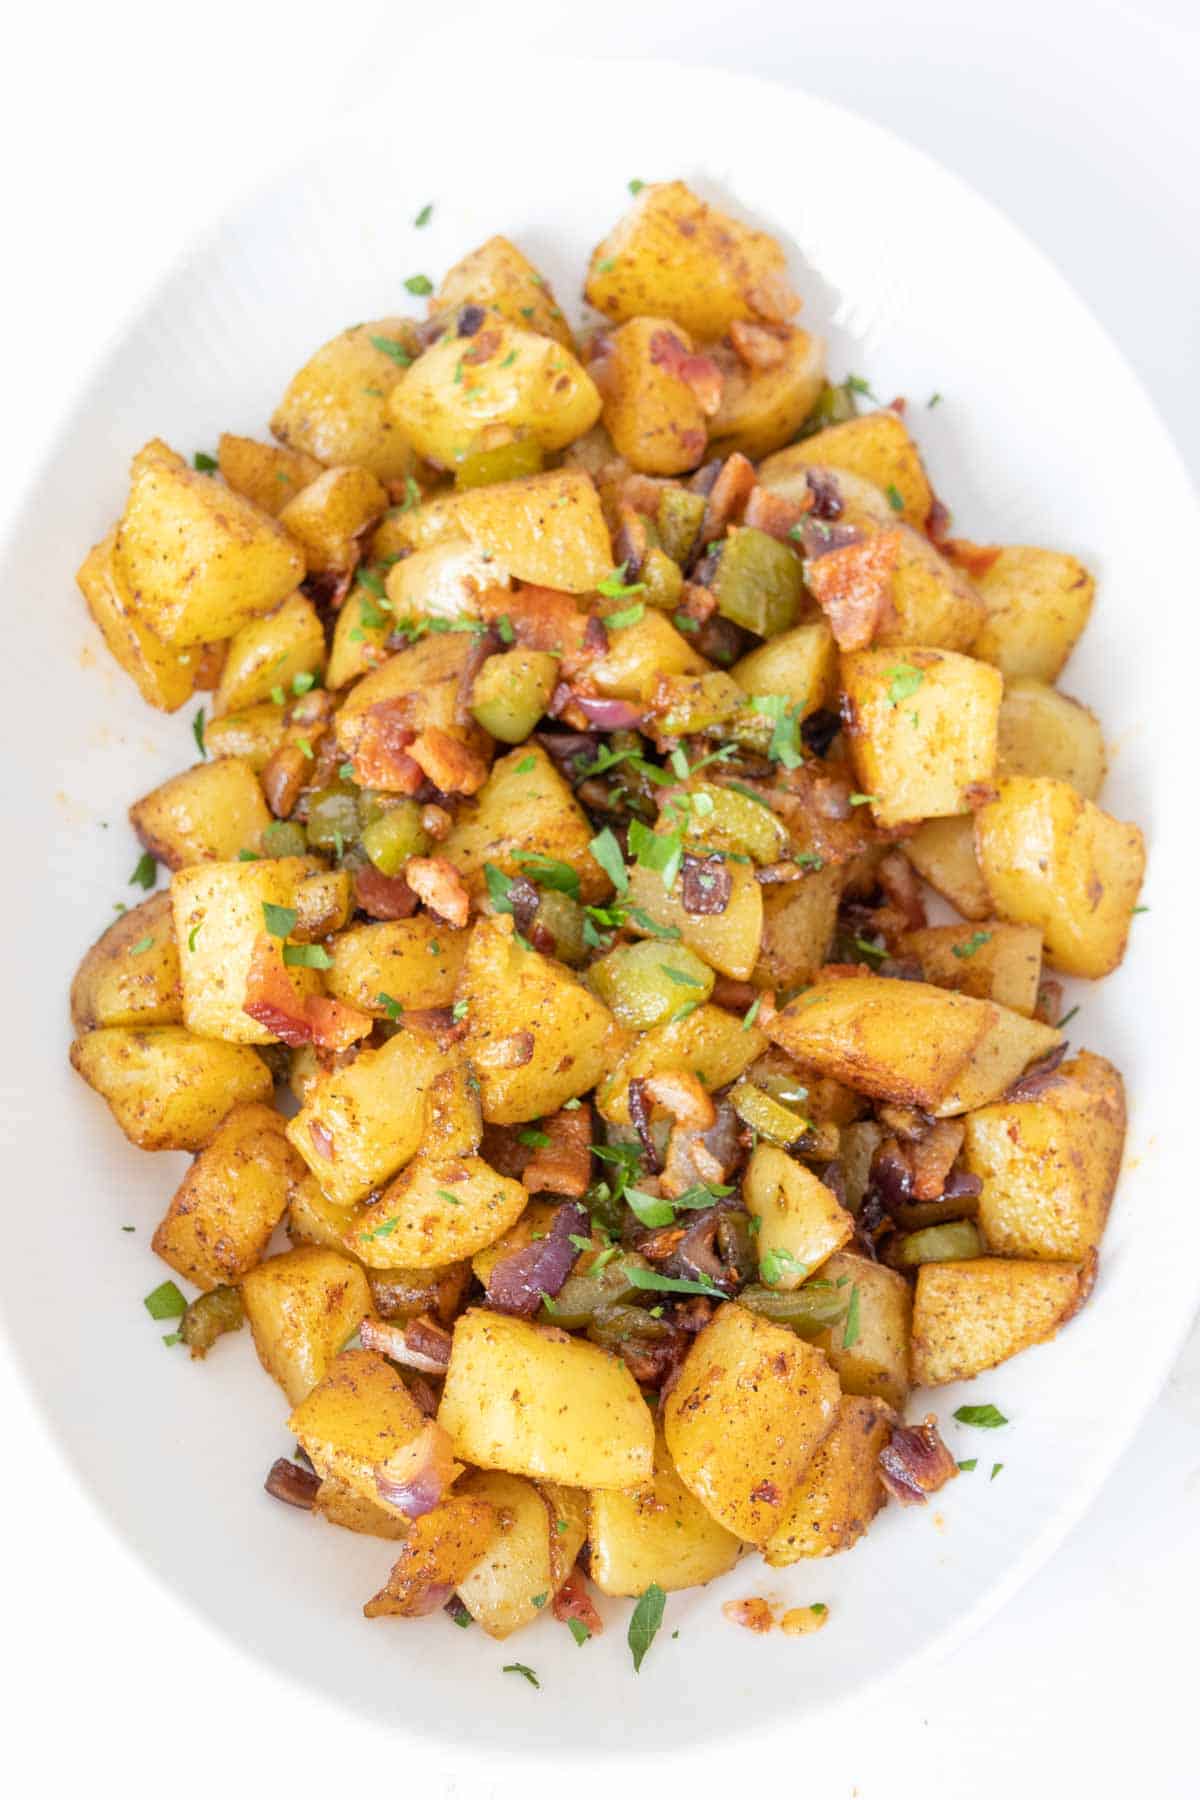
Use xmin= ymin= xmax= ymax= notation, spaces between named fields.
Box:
xmin=0 ymin=56 xmax=1195 ymax=1753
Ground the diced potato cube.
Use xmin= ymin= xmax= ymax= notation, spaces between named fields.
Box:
xmin=288 ymin=1348 xmax=447 ymax=1500
xmin=453 ymin=470 xmax=612 ymax=593
xmin=588 ymin=608 xmax=709 ymax=702
xmin=763 ymin=1395 xmax=893 ymax=1564
xmin=964 ymin=1051 xmax=1124 ymax=1259
xmin=708 ymin=326 xmax=826 ymax=461
xmin=324 ymin=584 xmax=394 ymax=690
xmin=883 ymin=527 xmax=986 ymax=652
xmin=974 ymin=776 xmax=1146 ymax=977
xmin=69 ymin=1025 xmax=272 ymax=1151
xmin=277 ymin=465 xmax=387 ymax=573
xmin=217 ymin=433 xmax=323 ymax=516
xmin=324 ymin=917 xmax=467 ymax=1014
xmin=452 ymin=1471 xmax=555 ymax=1638
xmin=441 ymin=744 xmax=611 ymax=904
xmin=840 ymin=647 xmax=1002 ymax=828
xmin=910 ymin=1254 xmax=1095 ymax=1384
xmin=586 ymin=181 xmax=798 ymax=340
xmin=793 ymin=410 xmax=933 ymax=527
xmin=810 ymin=1251 xmax=912 ymax=1410
xmin=113 ymin=440 xmax=304 ymax=647
xmin=202 ymin=703 xmax=287 ymax=771
xmin=588 ymin=1432 xmax=741 ymax=1596
xmin=904 ymin=815 xmax=991 ymax=920
xmin=623 ymin=857 xmax=763 ymax=981
xmin=767 ymin=974 xmax=1061 ymax=1117
xmin=435 ymin=236 xmax=574 ymax=348
xmin=753 ymin=865 xmax=844 ymax=992
xmin=131 ymin=758 xmax=271 ymax=870
xmin=364 ymin=1493 xmax=495 ymax=1615
xmin=70 ymin=891 xmax=181 ymax=1031
xmin=77 ymin=530 xmax=196 ymax=712
xmin=663 ymin=1301 xmax=840 ymax=1545
xmin=598 ymin=1002 xmax=766 ymax=1125
xmin=731 ymin=619 xmax=838 ymax=719
xmin=743 ymin=1143 xmax=855 ymax=1286
xmin=972 ymin=547 xmax=1094 ymax=680
xmin=351 ymin=1150 xmax=528 ymax=1270
xmin=600 ymin=316 xmax=709 ymax=474
xmin=151 ymin=1101 xmax=301 ymax=1288
xmin=460 ymin=917 xmax=626 ymax=1124
xmin=212 ymin=592 xmax=325 ymax=717
xmin=898 ymin=921 xmax=1043 ymax=1016
xmin=312 ymin=1477 xmax=409 ymax=1540
xmin=244 ymin=1250 xmax=373 ymax=1405
xmin=996 ymin=678 xmax=1105 ymax=798
xmin=270 ymin=317 xmax=420 ymax=482
xmin=383 ymin=538 xmax=506 ymax=631
xmin=438 ymin=1309 xmax=654 ymax=1490
xmin=171 ymin=856 xmax=323 ymax=1043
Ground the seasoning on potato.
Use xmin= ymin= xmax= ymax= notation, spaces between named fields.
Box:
xmin=69 ymin=178 xmax=1142 ymax=1659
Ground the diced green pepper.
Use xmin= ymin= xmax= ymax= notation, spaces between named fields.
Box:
xmin=796 ymin=380 xmax=859 ymax=438
xmin=589 ymin=940 xmax=714 ymax=1029
xmin=711 ymin=527 xmax=803 ymax=637
xmin=587 ymin=1301 xmax=674 ymax=1351
xmin=640 ymin=547 xmax=684 ymax=611
xmin=887 ymin=1220 xmax=985 ymax=1268
xmin=729 ymin=1079 xmax=809 ymax=1147
xmin=260 ymin=820 xmax=308 ymax=858
xmin=738 ymin=1281 xmax=849 ymax=1337
xmin=305 ymin=784 xmax=360 ymax=854
xmin=653 ymin=670 xmax=745 ymax=736
xmin=180 ymin=1284 xmax=245 ymax=1358
xmin=455 ymin=436 xmax=544 ymax=490
xmin=543 ymin=1254 xmax=648 ymax=1329
xmin=361 ymin=800 xmax=430 ymax=874
xmin=532 ymin=889 xmax=588 ymax=966
xmin=684 ymin=781 xmax=789 ymax=864
xmin=657 ymin=487 xmax=706 ymax=566
xmin=471 ymin=649 xmax=559 ymax=744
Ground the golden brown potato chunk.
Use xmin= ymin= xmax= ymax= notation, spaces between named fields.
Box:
xmin=288 ymin=1347 xmax=451 ymax=1504
xmin=77 ymin=530 xmax=197 ymax=712
xmin=742 ymin=1144 xmax=855 ymax=1285
xmin=911 ymin=1254 xmax=1095 ymax=1384
xmin=277 ymin=466 xmax=387 ymax=572
xmin=589 ymin=1432 xmax=741 ymax=1596
xmin=244 ymin=1249 xmax=374 ymax=1405
xmin=324 ymin=917 xmax=467 ymax=1015
xmin=707 ymin=325 xmax=826 ymax=461
xmin=972 ymin=547 xmax=1094 ymax=681
xmin=69 ymin=1025 xmax=272 ymax=1151
xmin=217 ymin=434 xmax=323 ymax=516
xmin=996 ymin=678 xmax=1106 ymax=799
xmin=964 ymin=1051 xmax=1124 ymax=1260
xmin=598 ymin=1002 xmax=766 ymax=1126
xmin=70 ymin=892 xmax=181 ymax=1032
xmin=898 ymin=921 xmax=1043 ymax=1017
xmin=903 ymin=815 xmax=991 ymax=921
xmin=212 ymin=592 xmax=325 ymax=718
xmin=172 ymin=856 xmax=325 ymax=1044
xmin=453 ymin=470 xmax=612 ymax=593
xmin=840 ymin=647 xmax=1002 ymax=829
xmin=152 ymin=1102 xmax=303 ymax=1290
xmin=763 ymin=1396 xmax=893 ymax=1565
xmin=810 ymin=1251 xmax=913 ymax=1411
xmin=598 ymin=317 xmax=710 ymax=474
xmin=270 ymin=317 xmax=420 ymax=482
xmin=441 ymin=744 xmax=611 ymax=904
xmin=363 ymin=1493 xmax=495 ymax=1618
xmin=131 ymin=758 xmax=271 ymax=871
xmin=434 ymin=235 xmax=575 ymax=348
xmin=789 ymin=410 xmax=933 ymax=528
xmin=451 ymin=1471 xmax=555 ymax=1638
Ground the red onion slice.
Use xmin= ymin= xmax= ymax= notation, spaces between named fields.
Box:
xmin=374 ymin=1419 xmax=458 ymax=1520
xmin=265 ymin=1457 xmax=320 ymax=1510
xmin=360 ymin=1314 xmax=452 ymax=1375
xmin=1002 ymin=1041 xmax=1070 ymax=1101
xmin=485 ymin=1200 xmax=589 ymax=1317
xmin=878 ymin=1416 xmax=958 ymax=1506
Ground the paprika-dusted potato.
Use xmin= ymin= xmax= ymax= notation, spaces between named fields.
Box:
xmin=277 ymin=465 xmax=387 ymax=573
xmin=903 ymin=814 xmax=991 ymax=920
xmin=434 ymin=235 xmax=574 ymax=348
xmin=212 ymin=592 xmax=325 ymax=718
xmin=742 ymin=1142 xmax=856 ymax=1286
xmin=270 ymin=316 xmax=420 ymax=481
xmin=763 ymin=1396 xmax=893 ymax=1565
xmin=384 ymin=538 xmax=507 ymax=632
xmin=324 ymin=917 xmax=468 ymax=1015
xmin=663 ymin=1301 xmax=840 ymax=1545
xmin=972 ymin=546 xmax=1095 ymax=680
xmin=767 ymin=975 xmax=1061 ymax=1117
xmin=753 ymin=865 xmax=844 ymax=992
xmin=364 ymin=1493 xmax=495 ymax=1618
xmin=438 ymin=1309 xmax=654 ymax=1490
xmin=201 ymin=702 xmax=288 ymax=771
xmin=785 ymin=409 xmax=933 ymax=527
xmin=460 ymin=916 xmax=627 ymax=1124
xmin=171 ymin=855 xmax=325 ymax=1043
xmin=441 ymin=744 xmax=611 ymax=904
xmin=707 ymin=325 xmax=826 ymax=461
xmin=840 ymin=646 xmax=1002 ymax=828
xmin=289 ymin=1348 xmax=456 ymax=1508
xmin=243 ymin=1249 xmax=373 ymax=1405
xmin=599 ymin=316 xmax=711 ymax=475
xmin=77 ymin=529 xmax=197 ymax=713
xmin=451 ymin=1471 xmax=556 ymax=1638
xmin=996 ymin=677 xmax=1106 ymax=798
xmin=897 ymin=920 xmax=1043 ymax=1017
xmin=598 ymin=1001 xmax=767 ymax=1126
xmin=390 ymin=317 xmax=601 ymax=469
xmin=731 ymin=618 xmax=839 ymax=719
xmin=910 ymin=1254 xmax=1096 ymax=1385
xmin=453 ymin=469 xmax=612 ymax=592
xmin=964 ymin=1051 xmax=1125 ymax=1260
xmin=974 ymin=776 xmax=1146 ymax=977
xmin=351 ymin=1148 xmax=528 ymax=1270
xmin=130 ymin=758 xmax=272 ymax=871
xmin=217 ymin=433 xmax=323 ymax=516
xmin=152 ymin=1102 xmax=305 ymax=1290
xmin=810 ymin=1251 xmax=913 ymax=1411
xmin=69 ymin=1025 xmax=272 ymax=1151
xmin=113 ymin=440 xmax=305 ymax=648
xmin=313 ymin=1477 xmax=410 ymax=1541
xmin=588 ymin=1433 xmax=742 ymax=1596
xmin=588 ymin=608 xmax=709 ymax=702
xmin=334 ymin=631 xmax=491 ymax=768
xmin=586 ymin=180 xmax=799 ymax=339
xmin=622 ymin=857 xmax=763 ymax=982
xmin=70 ymin=891 xmax=181 ymax=1032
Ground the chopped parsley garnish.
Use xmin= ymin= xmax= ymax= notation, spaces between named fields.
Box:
xmin=283 ymin=943 xmax=333 ymax=969
xmin=292 ymin=670 xmax=317 ymax=696
xmin=842 ymin=1283 xmax=861 ymax=1348
xmin=628 ymin=178 xmax=645 ymax=194
xmin=370 ymin=335 xmax=413 ymax=367
xmin=414 ymin=202 xmax=433 ymax=227
xmin=496 ymin=614 xmax=515 ymax=644
xmin=660 ymin=965 xmax=705 ymax=988
xmin=627 ymin=818 xmax=684 ymax=890
xmin=848 ymin=793 xmax=878 ymax=807
xmin=129 ymin=936 xmax=155 ymax=956
xmin=437 ymin=1190 xmax=463 ymax=1207
xmin=952 ymin=930 xmax=992 ymax=959
xmin=404 ymin=273 xmax=433 ymax=296
xmin=603 ymin=602 xmax=646 ymax=630
xmin=742 ymin=995 xmax=763 ymax=1031
xmin=885 ymin=663 xmax=924 ymax=707
xmin=502 ymin=1663 xmax=540 ymax=1688
xmin=759 ymin=1247 xmax=809 ymax=1288
xmin=990 ymin=1462 xmax=1004 ymax=1480
xmin=511 ymin=851 xmax=581 ymax=898
xmin=953 ymin=1403 xmax=1008 ymax=1429
xmin=748 ymin=694 xmax=804 ymax=768
xmin=886 ymin=483 xmax=905 ymax=512
xmin=130 ymin=852 xmax=157 ymax=890
xmin=928 ymin=392 xmax=943 ymax=408
xmin=587 ymin=827 xmax=628 ymax=894
xmin=846 ymin=373 xmax=879 ymax=402
xmin=188 ymin=924 xmax=201 ymax=953
xmin=625 ymin=1266 xmax=723 ymax=1299
xmin=518 ymin=1128 xmax=551 ymax=1148
xmin=515 ymin=755 xmax=536 ymax=774
xmin=1057 ymin=1004 xmax=1080 ymax=1029
xmin=957 ymin=1458 xmax=978 ymax=1472
xmin=144 ymin=1280 xmax=186 ymax=1320
xmin=567 ymin=1619 xmax=591 ymax=1646
xmin=596 ymin=257 xmax=616 ymax=274
xmin=399 ymin=475 xmax=423 ymax=512
xmin=624 ymin=1188 xmax=676 ymax=1228
xmin=377 ymin=993 xmax=404 ymax=1021
xmin=192 ymin=451 xmax=218 ymax=472
xmin=530 ymin=1592 xmax=548 ymax=1609
xmin=484 ymin=863 xmax=517 ymax=914
xmin=628 ymin=1582 xmax=667 ymax=1673
xmin=192 ymin=707 xmax=207 ymax=758
xmin=596 ymin=562 xmax=647 ymax=600
xmin=452 ymin=999 xmax=469 ymax=1022
xmin=262 ymin=903 xmax=298 ymax=939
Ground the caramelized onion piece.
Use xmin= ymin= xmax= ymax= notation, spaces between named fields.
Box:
xmin=485 ymin=1200 xmax=589 ymax=1317
xmin=878 ymin=1415 xmax=958 ymax=1506
xmin=374 ymin=1419 xmax=459 ymax=1520
xmin=265 ymin=1457 xmax=320 ymax=1510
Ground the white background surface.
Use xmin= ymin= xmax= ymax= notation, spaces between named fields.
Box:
xmin=3 ymin=2 xmax=1197 ymax=1794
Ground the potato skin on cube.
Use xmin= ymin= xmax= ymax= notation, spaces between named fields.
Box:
xmin=70 ymin=891 xmax=181 ymax=1032
xmin=972 ymin=546 xmax=1094 ymax=681
xmin=974 ymin=776 xmax=1146 ymax=978
xmin=452 ymin=1470 xmax=557 ymax=1638
xmin=996 ymin=678 xmax=1106 ymax=799
xmin=589 ymin=1433 xmax=741 ymax=1597
xmin=213 ymin=592 xmax=325 ymax=717
xmin=840 ymin=647 xmax=1002 ymax=829
xmin=351 ymin=1149 xmax=528 ymax=1270
xmin=663 ymin=1301 xmax=840 ymax=1546
xmin=77 ymin=529 xmax=197 ymax=713
xmin=910 ymin=1254 xmax=1095 ymax=1385
xmin=964 ymin=1051 xmax=1125 ymax=1260
xmin=793 ymin=410 xmax=933 ymax=528
xmin=152 ymin=1102 xmax=304 ymax=1290
xmin=364 ymin=1493 xmax=496 ymax=1618
xmin=810 ymin=1251 xmax=913 ymax=1412
xmin=707 ymin=325 xmax=826 ymax=461
xmin=69 ymin=1025 xmax=272 ymax=1152
xmin=243 ymin=1248 xmax=373 ymax=1405
xmin=324 ymin=917 xmax=467 ymax=1015
xmin=131 ymin=758 xmax=272 ymax=871
xmin=904 ymin=815 xmax=992 ymax=921
xmin=437 ymin=1309 xmax=654 ymax=1491
xmin=216 ymin=433 xmax=322 ymax=516
xmin=763 ymin=1395 xmax=893 ymax=1565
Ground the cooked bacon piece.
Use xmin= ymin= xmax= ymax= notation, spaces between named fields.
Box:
xmin=878 ymin=1415 xmax=958 ymax=1506
xmin=192 ymin=641 xmax=228 ymax=690
xmin=641 ymin=1070 xmax=716 ymax=1132
xmin=906 ymin=1119 xmax=966 ymax=1201
xmin=926 ymin=494 xmax=952 ymax=543
xmin=942 ymin=537 xmax=1002 ymax=580
xmin=613 ymin=503 xmax=650 ymax=579
xmin=675 ymin=579 xmax=718 ymax=625
xmin=728 ymin=318 xmax=789 ymax=371
xmin=804 ymin=529 xmax=902 ymax=651
xmin=242 ymin=934 xmax=310 ymax=1046
xmin=305 ymin=995 xmax=373 ymax=1054
xmin=742 ymin=485 xmax=809 ymax=541
xmin=702 ymin=452 xmax=757 ymax=538
xmin=723 ymin=1597 xmax=774 ymax=1633
xmin=1034 ymin=976 xmax=1064 ymax=1027
xmin=710 ymin=974 xmax=756 ymax=1011
xmin=462 ymin=327 xmax=502 ymax=366
xmin=681 ymin=852 xmax=732 ymax=916
xmin=877 ymin=849 xmax=927 ymax=929
xmin=409 ymin=725 xmax=490 ymax=796
xmin=349 ymin=700 xmax=424 ymax=793
xmin=552 ymin=1568 xmax=604 ymax=1637
xmin=487 ymin=1029 xmax=535 ymax=1070
xmin=478 ymin=582 xmax=587 ymax=660
xmin=420 ymin=803 xmax=453 ymax=841
xmin=261 ymin=742 xmax=312 ymax=819
xmin=619 ymin=472 xmax=667 ymax=518
xmin=405 ymin=856 xmax=471 ymax=928
xmin=522 ymin=1104 xmax=594 ymax=1198
xmin=649 ymin=329 xmax=724 ymax=417
xmin=354 ymin=865 xmax=419 ymax=920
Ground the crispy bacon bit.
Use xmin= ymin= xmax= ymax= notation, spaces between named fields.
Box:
xmin=261 ymin=742 xmax=311 ymax=819
xmin=1003 ymin=1041 xmax=1070 ymax=1101
xmin=681 ymin=852 xmax=732 ymax=916
xmin=627 ymin=1077 xmax=660 ymax=1171
xmin=479 ymin=583 xmax=586 ymax=659
xmin=906 ymin=1119 xmax=966 ymax=1201
xmin=409 ymin=725 xmax=490 ymax=796
xmin=749 ymin=1479 xmax=781 ymax=1506
xmin=522 ymin=1104 xmax=594 ymax=1197
xmin=701 ymin=452 xmax=757 ymax=538
xmin=877 ymin=849 xmax=927 ymax=929
xmin=191 ymin=641 xmax=228 ymax=690
xmin=723 ymin=1597 xmax=774 ymax=1633
xmin=649 ymin=329 xmax=724 ymax=416
xmin=309 ymin=1119 xmax=336 ymax=1162
xmin=463 ymin=327 xmax=502 ymax=365
xmin=354 ymin=865 xmax=419 ymax=920
xmin=878 ymin=1415 xmax=958 ymax=1506
xmin=728 ymin=318 xmax=789 ymax=371
xmin=742 ymin=485 xmax=809 ymax=541
xmin=804 ymin=529 xmax=902 ymax=651
xmin=942 ymin=537 xmax=1002 ymax=580
xmin=265 ymin=1457 xmax=320 ymax=1510
xmin=1034 ymin=977 xmax=1064 ymax=1026
xmin=349 ymin=700 xmax=424 ymax=792
xmin=641 ymin=1070 xmax=716 ymax=1132
xmin=710 ymin=974 xmax=756 ymax=1011
xmin=405 ymin=856 xmax=470 ymax=928
xmin=552 ymin=1568 xmax=604 ymax=1636
xmin=420 ymin=803 xmax=453 ymax=841
xmin=613 ymin=504 xmax=649 ymax=580
xmin=676 ymin=579 xmax=719 ymax=625
xmin=242 ymin=935 xmax=310 ymax=1046
xmin=305 ymin=995 xmax=373 ymax=1054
